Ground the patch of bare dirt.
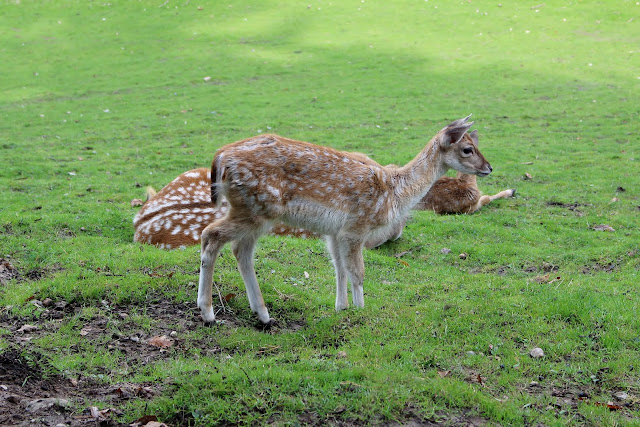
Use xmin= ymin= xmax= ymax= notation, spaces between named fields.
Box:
xmin=0 ymin=348 xmax=130 ymax=426
xmin=292 ymin=403 xmax=490 ymax=426
xmin=0 ymin=292 xmax=314 ymax=426
xmin=521 ymin=381 xmax=638 ymax=421
xmin=0 ymin=257 xmax=64 ymax=285
xmin=0 ymin=298 xmax=213 ymax=426
xmin=582 ymin=261 xmax=618 ymax=274
xmin=470 ymin=262 xmax=559 ymax=277
xmin=0 ymin=259 xmax=19 ymax=285
xmin=546 ymin=200 xmax=590 ymax=216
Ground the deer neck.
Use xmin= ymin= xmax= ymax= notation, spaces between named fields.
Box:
xmin=394 ymin=139 xmax=448 ymax=209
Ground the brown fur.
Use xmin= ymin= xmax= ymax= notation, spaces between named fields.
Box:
xmin=415 ymin=172 xmax=515 ymax=214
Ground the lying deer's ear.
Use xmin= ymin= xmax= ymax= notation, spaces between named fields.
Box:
xmin=441 ymin=115 xmax=473 ymax=147
xmin=469 ymin=129 xmax=479 ymax=145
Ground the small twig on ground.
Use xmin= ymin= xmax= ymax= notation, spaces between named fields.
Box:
xmin=238 ymin=366 xmax=254 ymax=385
xmin=272 ymin=285 xmax=295 ymax=301
xmin=393 ymin=246 xmax=422 ymax=258
xmin=213 ymin=282 xmax=228 ymax=313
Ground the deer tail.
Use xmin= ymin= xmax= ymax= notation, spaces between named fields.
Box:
xmin=210 ymin=154 xmax=224 ymax=206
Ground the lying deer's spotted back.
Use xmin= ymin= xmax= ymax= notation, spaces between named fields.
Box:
xmin=133 ymin=168 xmax=316 ymax=249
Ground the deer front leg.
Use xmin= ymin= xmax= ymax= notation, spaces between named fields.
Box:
xmin=469 ymin=189 xmax=516 ymax=213
xmin=341 ymin=238 xmax=365 ymax=308
xmin=326 ymin=235 xmax=349 ymax=311
xmin=489 ymin=188 xmax=516 ymax=201
xmin=231 ymin=235 xmax=273 ymax=325
xmin=198 ymin=222 xmax=229 ymax=323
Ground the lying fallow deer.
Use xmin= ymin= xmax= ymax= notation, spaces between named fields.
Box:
xmin=134 ymin=131 xmax=513 ymax=249
xmin=133 ymin=169 xmax=320 ymax=249
xmin=417 ymin=171 xmax=515 ymax=214
xmin=197 ymin=115 xmax=492 ymax=325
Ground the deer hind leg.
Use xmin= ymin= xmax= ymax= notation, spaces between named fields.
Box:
xmin=198 ymin=215 xmax=258 ymax=323
xmin=326 ymin=235 xmax=349 ymax=311
xmin=231 ymin=234 xmax=272 ymax=325
xmin=198 ymin=221 xmax=231 ymax=323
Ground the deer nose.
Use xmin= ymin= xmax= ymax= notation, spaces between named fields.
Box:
xmin=488 ymin=164 xmax=493 ymax=172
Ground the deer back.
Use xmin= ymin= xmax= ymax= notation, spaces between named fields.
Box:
xmin=212 ymin=134 xmax=397 ymax=235
xmin=133 ymin=169 xmax=227 ymax=249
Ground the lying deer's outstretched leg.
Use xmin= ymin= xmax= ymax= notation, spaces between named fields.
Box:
xmin=470 ymin=188 xmax=516 ymax=213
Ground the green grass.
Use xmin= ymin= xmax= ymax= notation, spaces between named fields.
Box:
xmin=1 ymin=0 xmax=639 ymax=425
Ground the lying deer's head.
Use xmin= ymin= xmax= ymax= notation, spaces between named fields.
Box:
xmin=439 ymin=115 xmax=492 ymax=177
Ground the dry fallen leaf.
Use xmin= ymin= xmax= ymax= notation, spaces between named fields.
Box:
xmin=593 ymin=401 xmax=623 ymax=411
xmin=524 ymin=173 xmax=533 ymax=180
xmin=437 ymin=370 xmax=451 ymax=378
xmin=136 ymin=385 xmax=155 ymax=398
xmin=614 ymin=391 xmax=629 ymax=401
xmin=534 ymin=274 xmax=549 ymax=283
xmin=130 ymin=415 xmax=159 ymax=427
xmin=534 ymin=274 xmax=561 ymax=284
xmin=89 ymin=406 xmax=114 ymax=420
xmin=17 ymin=324 xmax=38 ymax=333
xmin=147 ymin=335 xmax=173 ymax=349
xmin=459 ymin=253 xmax=468 ymax=260
xmin=593 ymin=224 xmax=615 ymax=232
xmin=131 ymin=198 xmax=144 ymax=207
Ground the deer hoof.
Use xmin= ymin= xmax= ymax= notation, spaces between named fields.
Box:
xmin=510 ymin=188 xmax=517 ymax=197
xmin=200 ymin=307 xmax=216 ymax=324
xmin=258 ymin=318 xmax=277 ymax=330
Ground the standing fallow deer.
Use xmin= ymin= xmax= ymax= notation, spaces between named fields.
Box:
xmin=196 ymin=115 xmax=492 ymax=325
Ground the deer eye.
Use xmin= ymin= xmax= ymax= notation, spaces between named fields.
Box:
xmin=462 ymin=147 xmax=474 ymax=155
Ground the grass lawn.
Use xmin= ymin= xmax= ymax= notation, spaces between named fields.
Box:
xmin=1 ymin=1 xmax=639 ymax=425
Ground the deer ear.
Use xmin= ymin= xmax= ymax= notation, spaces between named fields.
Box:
xmin=440 ymin=115 xmax=473 ymax=147
xmin=469 ymin=129 xmax=479 ymax=145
